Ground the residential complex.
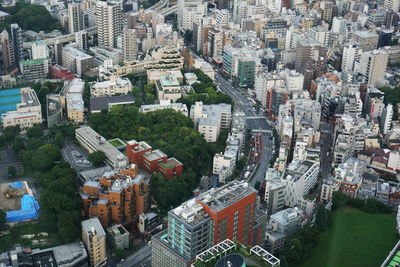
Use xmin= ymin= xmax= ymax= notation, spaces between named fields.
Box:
xmin=90 ymin=77 xmax=132 ymax=97
xmin=82 ymin=218 xmax=107 ymax=267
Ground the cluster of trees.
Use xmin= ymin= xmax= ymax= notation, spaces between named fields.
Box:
xmin=31 ymin=82 xmax=63 ymax=118
xmin=88 ymin=151 xmax=106 ymax=167
xmin=332 ymin=191 xmax=392 ymax=213
xmin=380 ymin=86 xmax=400 ymax=120
xmin=88 ymin=106 xmax=225 ymax=213
xmin=178 ymin=69 xmax=232 ymax=109
xmin=0 ymin=2 xmax=63 ymax=33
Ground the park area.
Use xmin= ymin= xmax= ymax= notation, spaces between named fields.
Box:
xmin=301 ymin=207 xmax=397 ymax=267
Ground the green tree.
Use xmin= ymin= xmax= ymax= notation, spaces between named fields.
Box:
xmin=8 ymin=166 xmax=16 ymax=178
xmin=54 ymin=132 xmax=64 ymax=148
xmin=88 ymin=151 xmax=106 ymax=167
xmin=0 ymin=210 xmax=6 ymax=230
xmin=115 ymin=248 xmax=125 ymax=261
xmin=26 ymin=125 xmax=43 ymax=139
xmin=315 ymin=205 xmax=330 ymax=231
xmin=12 ymin=136 xmax=25 ymax=152
xmin=32 ymin=144 xmax=61 ymax=171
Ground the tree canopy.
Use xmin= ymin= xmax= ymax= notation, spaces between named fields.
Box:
xmin=88 ymin=151 xmax=106 ymax=167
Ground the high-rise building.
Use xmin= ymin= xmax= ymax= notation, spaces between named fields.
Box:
xmin=341 ymin=43 xmax=362 ymax=73
xmin=0 ymin=30 xmax=15 ymax=72
xmin=10 ymin=24 xmax=23 ymax=65
xmin=96 ymin=0 xmax=123 ymax=48
xmin=320 ymin=1 xmax=334 ymax=23
xmin=122 ymin=28 xmax=137 ymax=62
xmin=358 ymin=49 xmax=388 ymax=85
xmin=31 ymin=40 xmax=49 ymax=60
xmin=385 ymin=0 xmax=400 ymax=12
xmin=152 ymin=180 xmax=260 ymax=267
xmin=75 ymin=30 xmax=89 ymax=51
xmin=68 ymin=2 xmax=84 ymax=33
xmin=54 ymin=41 xmax=63 ymax=65
xmin=352 ymin=30 xmax=379 ymax=52
xmin=381 ymin=104 xmax=393 ymax=135
xmin=81 ymin=218 xmax=107 ymax=267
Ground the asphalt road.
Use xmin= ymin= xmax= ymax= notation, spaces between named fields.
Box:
xmin=215 ymin=74 xmax=273 ymax=186
xmin=118 ymin=245 xmax=151 ymax=267
xmin=320 ymin=122 xmax=333 ymax=179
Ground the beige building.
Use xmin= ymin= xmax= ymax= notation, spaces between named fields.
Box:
xmin=155 ymin=74 xmax=182 ymax=102
xmin=2 ymin=87 xmax=42 ymax=130
xmin=62 ymin=78 xmax=85 ymax=123
xmin=96 ymin=0 xmax=123 ymax=48
xmin=91 ymin=76 xmax=132 ymax=97
xmin=82 ymin=218 xmax=107 ymax=267
xmin=122 ymin=28 xmax=137 ymax=62
xmin=62 ymin=45 xmax=94 ymax=75
xmin=352 ymin=31 xmax=379 ymax=52
xmin=359 ymin=50 xmax=388 ymax=85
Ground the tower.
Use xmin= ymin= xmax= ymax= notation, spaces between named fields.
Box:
xmin=68 ymin=2 xmax=84 ymax=33
xmin=10 ymin=24 xmax=23 ymax=65
xmin=96 ymin=0 xmax=123 ymax=49
xmin=122 ymin=28 xmax=137 ymax=62
xmin=0 ymin=30 xmax=15 ymax=72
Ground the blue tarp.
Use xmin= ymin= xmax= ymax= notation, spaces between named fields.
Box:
xmin=10 ymin=182 xmax=23 ymax=189
xmin=6 ymin=195 xmax=40 ymax=223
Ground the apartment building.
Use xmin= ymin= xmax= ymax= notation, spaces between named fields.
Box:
xmin=82 ymin=218 xmax=107 ymax=267
xmin=62 ymin=45 xmax=94 ymax=75
xmin=75 ymin=126 xmax=129 ymax=169
xmin=126 ymin=140 xmax=183 ymax=178
xmin=358 ymin=49 xmax=388 ymax=86
xmin=81 ymin=165 xmax=150 ymax=228
xmin=96 ymin=0 xmax=123 ymax=48
xmin=90 ymin=77 xmax=132 ymax=97
xmin=139 ymin=99 xmax=188 ymax=116
xmin=213 ymin=145 xmax=239 ymax=183
xmin=152 ymin=180 xmax=260 ymax=266
xmin=190 ymin=101 xmax=232 ymax=142
xmin=106 ymin=224 xmax=129 ymax=250
xmin=1 ymin=87 xmax=42 ymax=130
xmin=19 ymin=58 xmax=50 ymax=81
xmin=352 ymin=30 xmax=379 ymax=52
xmin=264 ymin=168 xmax=286 ymax=216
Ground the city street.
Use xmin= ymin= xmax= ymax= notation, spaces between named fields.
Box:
xmin=215 ymin=73 xmax=274 ymax=186
xmin=118 ymin=245 xmax=151 ymax=267
xmin=320 ymin=122 xmax=333 ymax=179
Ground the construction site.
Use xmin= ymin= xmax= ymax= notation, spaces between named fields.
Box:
xmin=0 ymin=181 xmax=40 ymax=223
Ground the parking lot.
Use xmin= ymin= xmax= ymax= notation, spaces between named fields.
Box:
xmin=62 ymin=142 xmax=92 ymax=172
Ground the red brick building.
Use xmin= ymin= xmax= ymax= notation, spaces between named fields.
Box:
xmin=126 ymin=140 xmax=183 ymax=178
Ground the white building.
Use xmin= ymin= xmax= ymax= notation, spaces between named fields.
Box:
xmin=91 ymin=77 xmax=132 ymax=97
xmin=264 ymin=168 xmax=286 ymax=216
xmin=62 ymin=45 xmax=94 ymax=75
xmin=1 ymin=87 xmax=42 ymax=130
xmin=384 ymin=0 xmax=400 ymax=12
xmin=358 ymin=49 xmax=388 ymax=85
xmin=122 ymin=28 xmax=137 ymax=62
xmin=68 ymin=2 xmax=84 ymax=33
xmin=213 ymin=145 xmax=239 ymax=183
xmin=341 ymin=44 xmax=362 ymax=73
xmin=31 ymin=40 xmax=49 ymax=60
xmin=139 ymin=99 xmax=188 ymax=116
xmin=96 ymin=0 xmax=123 ymax=48
xmin=381 ymin=104 xmax=393 ymax=135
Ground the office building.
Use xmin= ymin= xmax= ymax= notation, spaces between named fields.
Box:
xmin=81 ymin=218 xmax=107 ymax=267
xmin=10 ymin=24 xmax=23 ymax=65
xmin=0 ymin=30 xmax=15 ymax=72
xmin=358 ymin=50 xmax=388 ymax=85
xmin=264 ymin=169 xmax=286 ymax=216
xmin=352 ymin=30 xmax=379 ymax=52
xmin=81 ymin=165 xmax=150 ymax=228
xmin=62 ymin=45 xmax=94 ymax=75
xmin=68 ymin=2 xmax=84 ymax=33
xmin=75 ymin=126 xmax=129 ymax=169
xmin=126 ymin=140 xmax=183 ymax=178
xmin=91 ymin=76 xmax=132 ymax=97
xmin=152 ymin=180 xmax=259 ymax=266
xmin=106 ymin=224 xmax=130 ymax=250
xmin=122 ymin=28 xmax=137 ymax=62
xmin=96 ymin=0 xmax=123 ymax=48
xmin=19 ymin=58 xmax=50 ymax=80
xmin=320 ymin=1 xmax=334 ymax=22
xmin=1 ymin=87 xmax=42 ymax=130
xmin=75 ymin=30 xmax=89 ymax=51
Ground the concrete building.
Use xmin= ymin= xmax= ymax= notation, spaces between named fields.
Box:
xmin=1 ymin=87 xmax=42 ymax=130
xmin=320 ymin=1 xmax=334 ymax=22
xmin=385 ymin=0 xmax=400 ymax=12
xmin=10 ymin=24 xmax=23 ymax=65
xmin=81 ymin=165 xmax=150 ymax=228
xmin=31 ymin=40 xmax=49 ymax=60
xmin=75 ymin=126 xmax=129 ymax=169
xmin=68 ymin=2 xmax=84 ymax=33
xmin=264 ymin=168 xmax=286 ymax=216
xmin=90 ymin=94 xmax=135 ymax=113
xmin=341 ymin=44 xmax=362 ymax=73
xmin=47 ymin=94 xmax=63 ymax=128
xmin=358 ymin=49 xmax=388 ymax=85
xmin=107 ymin=224 xmax=129 ymax=250
xmin=82 ymin=218 xmax=107 ymax=267
xmin=0 ymin=30 xmax=15 ymax=72
xmin=75 ymin=30 xmax=89 ymax=51
xmin=140 ymin=99 xmax=188 ymax=116
xmin=352 ymin=30 xmax=379 ymax=52
xmin=152 ymin=180 xmax=260 ymax=266
xmin=63 ymin=78 xmax=84 ymax=123
xmin=190 ymin=102 xmax=232 ymax=142
xmin=122 ymin=28 xmax=137 ymax=62
xmin=381 ymin=104 xmax=393 ymax=135
xmin=156 ymin=74 xmax=182 ymax=102
xmin=91 ymin=77 xmax=132 ymax=97
xmin=62 ymin=45 xmax=94 ymax=75
xmin=19 ymin=58 xmax=50 ymax=80
xmin=265 ymin=207 xmax=304 ymax=253
xmin=96 ymin=0 xmax=123 ymax=48
xmin=213 ymin=145 xmax=239 ymax=183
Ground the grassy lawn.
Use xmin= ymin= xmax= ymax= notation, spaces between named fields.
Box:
xmin=108 ymin=138 xmax=125 ymax=148
xmin=301 ymin=207 xmax=397 ymax=267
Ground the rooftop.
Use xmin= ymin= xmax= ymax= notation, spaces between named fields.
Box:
xmin=82 ymin=217 xmax=105 ymax=237
xmin=160 ymin=74 xmax=180 ymax=87
xmin=90 ymin=94 xmax=135 ymax=112
xmin=20 ymin=57 xmax=50 ymax=66
xmin=171 ymin=198 xmax=210 ymax=226
xmin=197 ymin=180 xmax=256 ymax=212
xmin=63 ymin=45 xmax=93 ymax=60
xmin=143 ymin=149 xmax=167 ymax=161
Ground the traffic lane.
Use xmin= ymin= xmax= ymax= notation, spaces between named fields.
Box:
xmin=118 ymin=245 xmax=151 ymax=267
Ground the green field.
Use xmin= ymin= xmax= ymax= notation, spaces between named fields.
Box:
xmin=301 ymin=207 xmax=397 ymax=267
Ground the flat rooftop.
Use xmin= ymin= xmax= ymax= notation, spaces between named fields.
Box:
xmin=160 ymin=74 xmax=180 ymax=87
xmin=82 ymin=217 xmax=105 ymax=237
xmin=90 ymin=94 xmax=135 ymax=112
xmin=171 ymin=198 xmax=210 ymax=227
xmin=197 ymin=180 xmax=256 ymax=212
xmin=143 ymin=149 xmax=167 ymax=162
